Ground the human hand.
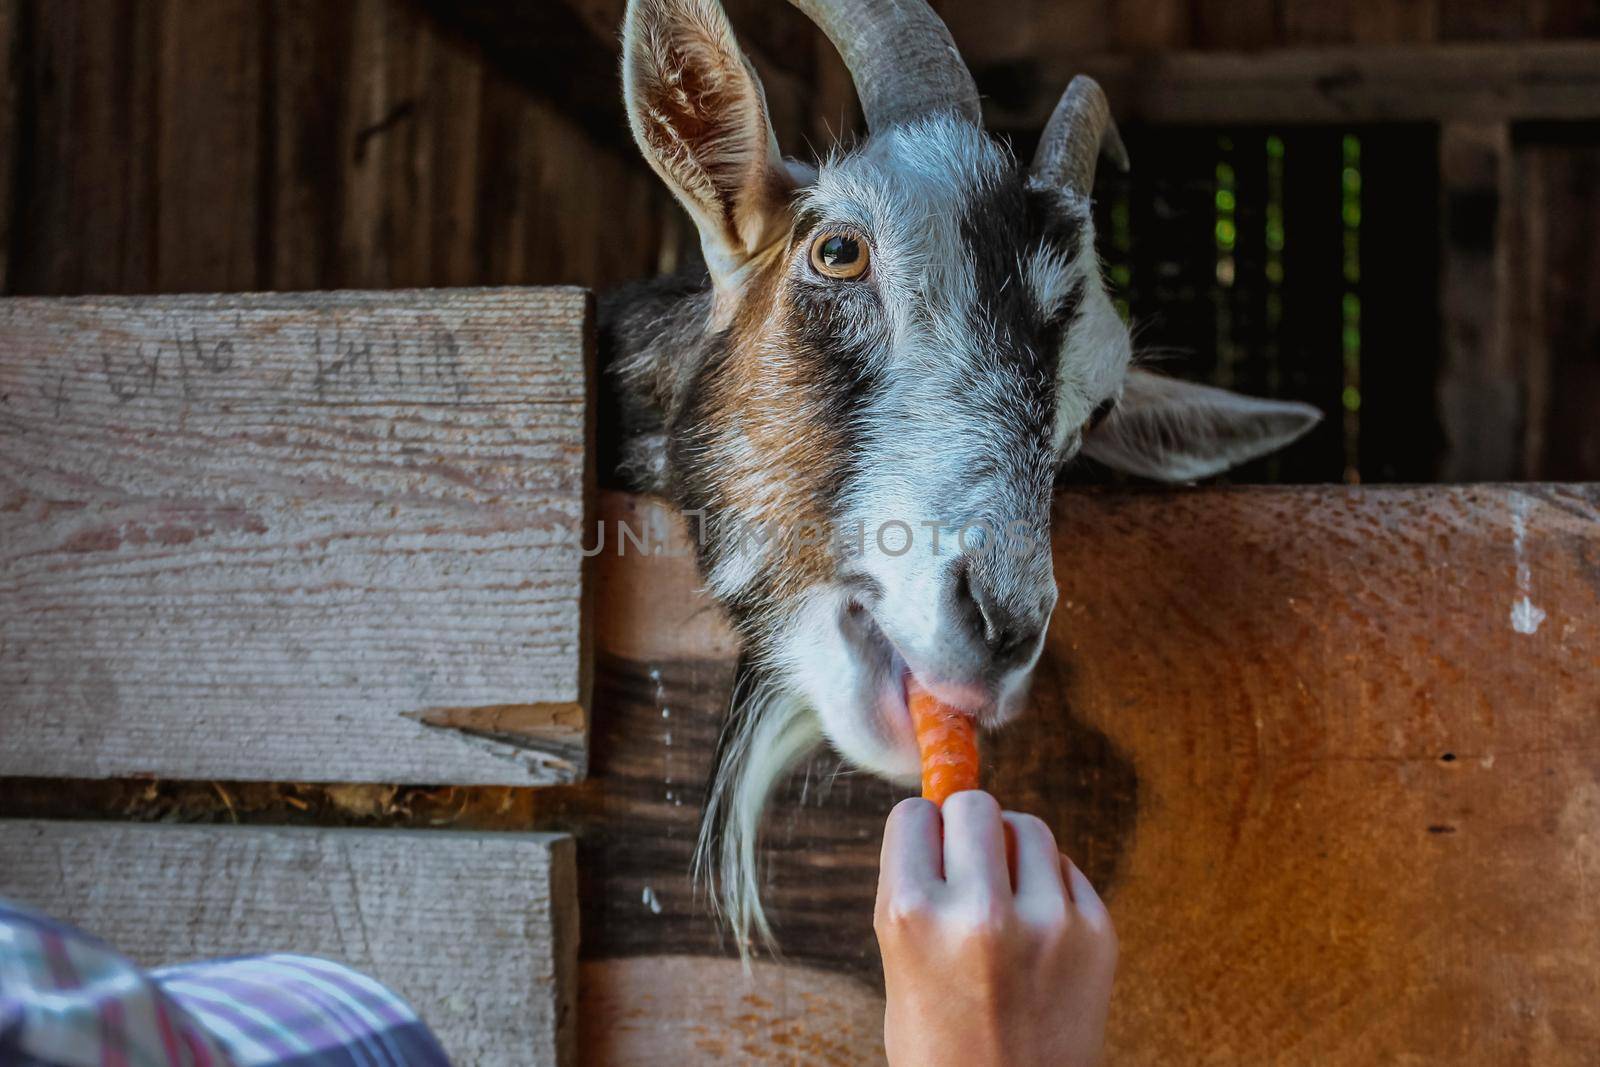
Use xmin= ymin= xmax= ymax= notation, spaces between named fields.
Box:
xmin=875 ymin=791 xmax=1117 ymax=1067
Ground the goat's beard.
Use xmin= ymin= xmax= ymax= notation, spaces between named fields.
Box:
xmin=694 ymin=656 xmax=822 ymax=959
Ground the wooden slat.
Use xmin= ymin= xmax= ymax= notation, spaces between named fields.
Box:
xmin=1438 ymin=121 xmax=1518 ymax=480
xmin=266 ymin=0 xmax=354 ymax=292
xmin=6 ymin=0 xmax=161 ymax=296
xmin=7 ymin=1 xmax=670 ymax=297
xmin=154 ymin=0 xmax=262 ymax=292
xmin=1109 ymin=0 xmax=1192 ymax=53
xmin=0 ymin=288 xmax=592 ymax=785
xmin=979 ymin=42 xmax=1600 ymax=128
xmin=580 ymin=956 xmax=884 ymax=1064
xmin=1348 ymin=0 xmax=1438 ymax=44
xmin=0 ymin=821 xmax=577 ymax=1067
xmin=0 ymin=0 xmax=18 ymax=293
xmin=1195 ymin=0 xmax=1278 ymax=50
xmin=566 ymin=485 xmax=1600 ymax=1063
xmin=1439 ymin=0 xmax=1529 ymax=41
xmin=1514 ymin=130 xmax=1600 ymax=480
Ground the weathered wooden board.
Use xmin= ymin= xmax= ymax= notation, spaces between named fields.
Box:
xmin=557 ymin=486 xmax=1600 ymax=1065
xmin=0 ymin=820 xmax=578 ymax=1067
xmin=980 ymin=43 xmax=1600 ymax=128
xmin=0 ymin=289 xmax=593 ymax=785
xmin=579 ymin=955 xmax=885 ymax=1065
xmin=0 ymin=0 xmax=18 ymax=293
xmin=3 ymin=0 xmax=674 ymax=297
xmin=1439 ymin=122 xmax=1518 ymax=481
xmin=1510 ymin=131 xmax=1600 ymax=482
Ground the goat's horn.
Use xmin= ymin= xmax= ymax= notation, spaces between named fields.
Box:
xmin=788 ymin=0 xmax=980 ymax=130
xmin=1030 ymin=75 xmax=1130 ymax=198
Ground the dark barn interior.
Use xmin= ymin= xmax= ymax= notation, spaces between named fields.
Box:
xmin=2 ymin=3 xmax=1599 ymax=1065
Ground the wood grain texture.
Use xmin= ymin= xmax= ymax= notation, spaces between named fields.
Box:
xmin=0 ymin=288 xmax=592 ymax=785
xmin=563 ymin=486 xmax=1600 ymax=1064
xmin=1194 ymin=0 xmax=1277 ymax=50
xmin=1512 ymin=130 xmax=1600 ymax=481
xmin=1439 ymin=122 xmax=1518 ymax=480
xmin=154 ymin=0 xmax=261 ymax=292
xmin=1109 ymin=0 xmax=1193 ymax=52
xmin=0 ymin=820 xmax=578 ymax=1067
xmin=4 ymin=0 xmax=673 ymax=297
xmin=0 ymin=0 xmax=17 ymax=293
xmin=979 ymin=42 xmax=1600 ymax=129
xmin=580 ymin=956 xmax=885 ymax=1065
xmin=6 ymin=0 xmax=161 ymax=296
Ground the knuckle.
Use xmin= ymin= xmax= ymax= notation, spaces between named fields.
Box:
xmin=874 ymin=889 xmax=935 ymax=935
xmin=1021 ymin=896 xmax=1072 ymax=936
xmin=1096 ymin=925 xmax=1120 ymax=970
xmin=889 ymin=796 xmax=937 ymax=823
xmin=943 ymin=789 xmax=996 ymax=818
xmin=1084 ymin=911 xmax=1118 ymax=956
xmin=952 ymin=899 xmax=1013 ymax=945
xmin=1011 ymin=812 xmax=1052 ymax=841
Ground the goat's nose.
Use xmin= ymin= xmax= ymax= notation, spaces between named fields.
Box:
xmin=954 ymin=561 xmax=1052 ymax=667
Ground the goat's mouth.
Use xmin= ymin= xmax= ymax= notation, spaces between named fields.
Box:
xmin=832 ymin=595 xmax=1004 ymax=782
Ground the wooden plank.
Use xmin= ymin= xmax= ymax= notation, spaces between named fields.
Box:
xmin=1515 ymin=130 xmax=1600 ymax=480
xmin=339 ymin=0 xmax=395 ymax=288
xmin=1439 ymin=0 xmax=1529 ymax=41
xmin=979 ymin=42 xmax=1600 ymax=128
xmin=0 ymin=0 xmax=17 ymax=293
xmin=6 ymin=0 xmax=160 ymax=296
xmin=563 ymin=486 xmax=1600 ymax=1063
xmin=1195 ymin=0 xmax=1279 ymax=50
xmin=1534 ymin=0 xmax=1600 ymax=38
xmin=1280 ymin=0 xmax=1354 ymax=45
xmin=0 ymin=820 xmax=578 ymax=1067
xmin=1438 ymin=121 xmax=1518 ymax=480
xmin=1349 ymin=0 xmax=1437 ymax=44
xmin=0 ymin=288 xmax=593 ymax=785
xmin=1109 ymin=0 xmax=1191 ymax=53
xmin=423 ymin=24 xmax=485 ymax=289
xmin=266 ymin=0 xmax=354 ymax=292
xmin=154 ymin=0 xmax=263 ymax=292
xmin=580 ymin=956 xmax=884 ymax=1064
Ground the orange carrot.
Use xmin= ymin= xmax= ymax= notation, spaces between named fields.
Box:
xmin=908 ymin=678 xmax=980 ymax=805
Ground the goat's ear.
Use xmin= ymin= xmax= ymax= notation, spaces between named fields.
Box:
xmin=622 ymin=0 xmax=793 ymax=286
xmin=1081 ymin=368 xmax=1323 ymax=482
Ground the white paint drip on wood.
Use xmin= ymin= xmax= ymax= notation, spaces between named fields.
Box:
xmin=1510 ymin=494 xmax=1547 ymax=635
xmin=642 ymin=885 xmax=663 ymax=915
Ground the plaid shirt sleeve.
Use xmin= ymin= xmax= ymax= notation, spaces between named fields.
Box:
xmin=1 ymin=899 xmax=451 ymax=1067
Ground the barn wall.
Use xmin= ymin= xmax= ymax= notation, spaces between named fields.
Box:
xmin=0 ymin=0 xmax=1596 ymax=479
xmin=942 ymin=0 xmax=1600 ymax=57
xmin=0 ymin=0 xmax=678 ymax=296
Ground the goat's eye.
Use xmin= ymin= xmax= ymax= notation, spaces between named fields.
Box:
xmin=1087 ymin=397 xmax=1117 ymax=432
xmin=809 ymin=232 xmax=869 ymax=280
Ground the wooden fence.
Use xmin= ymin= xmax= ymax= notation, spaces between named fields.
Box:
xmin=3 ymin=288 xmax=1599 ymax=1064
xmin=0 ymin=289 xmax=592 ymax=1064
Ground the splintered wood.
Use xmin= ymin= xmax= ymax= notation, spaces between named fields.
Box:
xmin=0 ymin=289 xmax=593 ymax=785
xmin=0 ymin=820 xmax=578 ymax=1067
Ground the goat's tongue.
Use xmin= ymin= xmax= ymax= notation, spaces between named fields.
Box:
xmin=906 ymin=676 xmax=980 ymax=805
